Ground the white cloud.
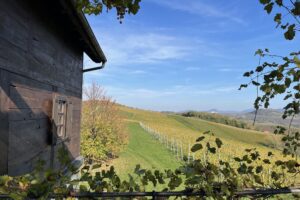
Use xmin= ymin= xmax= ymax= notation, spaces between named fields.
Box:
xmin=218 ymin=68 xmax=236 ymax=72
xmin=95 ymin=33 xmax=193 ymax=66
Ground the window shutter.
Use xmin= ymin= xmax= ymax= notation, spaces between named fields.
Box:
xmin=52 ymin=95 xmax=68 ymax=144
xmin=66 ymin=100 xmax=73 ymax=137
xmin=52 ymin=96 xmax=59 ymax=144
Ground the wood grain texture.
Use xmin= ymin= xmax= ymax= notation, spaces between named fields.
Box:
xmin=0 ymin=0 xmax=83 ymax=92
xmin=0 ymin=0 xmax=84 ymax=175
xmin=0 ymin=70 xmax=10 ymax=174
xmin=8 ymin=119 xmax=51 ymax=164
xmin=6 ymin=74 xmax=82 ymax=175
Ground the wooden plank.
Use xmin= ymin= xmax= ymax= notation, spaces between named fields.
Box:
xmin=66 ymin=136 xmax=80 ymax=159
xmin=9 ymin=108 xmax=50 ymax=121
xmin=8 ymin=146 xmax=52 ymax=176
xmin=71 ymin=109 xmax=81 ymax=140
xmin=9 ymin=84 xmax=52 ymax=109
xmin=9 ymin=74 xmax=53 ymax=92
xmin=0 ymin=70 xmax=10 ymax=174
xmin=0 ymin=0 xmax=84 ymax=93
xmin=8 ymin=118 xmax=51 ymax=165
xmin=69 ymin=96 xmax=82 ymax=110
xmin=0 ymin=13 xmax=29 ymax=52
xmin=0 ymin=39 xmax=29 ymax=72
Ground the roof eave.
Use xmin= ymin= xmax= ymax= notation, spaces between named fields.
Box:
xmin=60 ymin=0 xmax=107 ymax=64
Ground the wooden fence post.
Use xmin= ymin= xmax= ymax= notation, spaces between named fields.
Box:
xmin=188 ymin=142 xmax=191 ymax=164
xmin=180 ymin=142 xmax=183 ymax=161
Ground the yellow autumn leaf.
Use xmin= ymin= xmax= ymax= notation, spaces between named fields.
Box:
xmin=294 ymin=56 xmax=300 ymax=68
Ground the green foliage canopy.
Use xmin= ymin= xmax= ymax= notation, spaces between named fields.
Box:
xmin=76 ymin=0 xmax=142 ymax=22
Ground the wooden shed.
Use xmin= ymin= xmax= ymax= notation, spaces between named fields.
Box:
xmin=0 ymin=0 xmax=106 ymax=176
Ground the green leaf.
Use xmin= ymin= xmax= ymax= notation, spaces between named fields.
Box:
xmin=234 ymin=157 xmax=241 ymax=162
xmin=254 ymin=175 xmax=264 ymax=185
xmin=215 ymin=138 xmax=223 ymax=148
xmin=259 ymin=0 xmax=271 ymax=5
xmin=191 ymin=143 xmax=203 ymax=152
xmin=263 ymin=159 xmax=271 ymax=164
xmin=274 ymin=13 xmax=281 ymax=24
xmin=252 ymin=81 xmax=260 ymax=86
xmin=294 ymin=56 xmax=300 ymax=68
xmin=255 ymin=49 xmax=264 ymax=56
xmin=243 ymin=72 xmax=251 ymax=77
xmin=239 ymin=84 xmax=248 ymax=90
xmin=256 ymin=166 xmax=263 ymax=173
xmin=196 ymin=136 xmax=205 ymax=142
xmin=0 ymin=175 xmax=10 ymax=186
xmin=264 ymin=3 xmax=274 ymax=14
xmin=275 ymin=0 xmax=283 ymax=6
xmin=256 ymin=66 xmax=264 ymax=72
xmin=284 ymin=24 xmax=296 ymax=40
xmin=208 ymin=147 xmax=216 ymax=154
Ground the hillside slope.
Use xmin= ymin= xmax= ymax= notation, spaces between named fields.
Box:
xmin=110 ymin=122 xmax=181 ymax=178
xmin=118 ymin=105 xmax=284 ymax=160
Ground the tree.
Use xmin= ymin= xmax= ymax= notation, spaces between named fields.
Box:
xmin=76 ymin=0 xmax=142 ymax=22
xmin=240 ymin=0 xmax=300 ymax=158
xmin=81 ymin=83 xmax=128 ymax=162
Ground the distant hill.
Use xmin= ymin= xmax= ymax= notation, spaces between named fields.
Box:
xmin=229 ymin=109 xmax=300 ymax=129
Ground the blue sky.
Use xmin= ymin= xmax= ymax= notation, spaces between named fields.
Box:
xmin=83 ymin=0 xmax=299 ymax=112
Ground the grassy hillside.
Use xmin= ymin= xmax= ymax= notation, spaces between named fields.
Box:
xmin=111 ymin=122 xmax=181 ymax=178
xmin=118 ymin=105 xmax=285 ymax=162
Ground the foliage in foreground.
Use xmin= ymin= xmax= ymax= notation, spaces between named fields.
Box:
xmin=0 ymin=133 xmax=299 ymax=200
xmin=76 ymin=0 xmax=141 ymax=22
xmin=81 ymin=83 xmax=128 ymax=162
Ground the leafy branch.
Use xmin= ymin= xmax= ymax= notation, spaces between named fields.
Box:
xmin=76 ymin=0 xmax=142 ymax=23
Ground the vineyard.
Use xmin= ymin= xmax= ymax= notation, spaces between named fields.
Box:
xmin=112 ymin=105 xmax=300 ymax=186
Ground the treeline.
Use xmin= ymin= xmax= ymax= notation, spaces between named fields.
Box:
xmin=180 ymin=111 xmax=251 ymax=129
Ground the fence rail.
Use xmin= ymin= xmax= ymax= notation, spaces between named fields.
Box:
xmin=1 ymin=188 xmax=300 ymax=199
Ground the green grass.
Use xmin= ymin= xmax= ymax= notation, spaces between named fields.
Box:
xmin=111 ymin=122 xmax=181 ymax=179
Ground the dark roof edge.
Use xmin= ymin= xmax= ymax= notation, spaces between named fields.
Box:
xmin=60 ymin=0 xmax=107 ymax=63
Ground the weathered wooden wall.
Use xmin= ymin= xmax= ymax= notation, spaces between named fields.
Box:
xmin=0 ymin=0 xmax=83 ymax=175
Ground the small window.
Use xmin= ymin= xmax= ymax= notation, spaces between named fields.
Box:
xmin=52 ymin=96 xmax=73 ymax=143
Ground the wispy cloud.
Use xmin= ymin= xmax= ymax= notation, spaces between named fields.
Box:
xmin=95 ymin=33 xmax=193 ymax=66
xmin=129 ymin=70 xmax=147 ymax=74
xmin=99 ymin=84 xmax=238 ymax=100
xmin=147 ymin=0 xmax=245 ymax=25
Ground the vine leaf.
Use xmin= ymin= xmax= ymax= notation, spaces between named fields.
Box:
xmin=191 ymin=143 xmax=203 ymax=152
